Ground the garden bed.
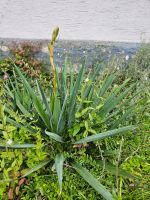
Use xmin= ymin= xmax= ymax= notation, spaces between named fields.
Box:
xmin=0 ymin=39 xmax=149 ymax=200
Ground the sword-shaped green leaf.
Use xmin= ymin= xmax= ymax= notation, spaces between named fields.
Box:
xmin=55 ymin=153 xmax=64 ymax=192
xmin=14 ymin=65 xmax=50 ymax=129
xmin=45 ymin=130 xmax=64 ymax=143
xmin=36 ymin=80 xmax=53 ymax=129
xmin=68 ymin=65 xmax=85 ymax=127
xmin=74 ymin=126 xmax=136 ymax=144
xmin=0 ymin=143 xmax=35 ymax=149
xmin=22 ymin=160 xmax=50 ymax=177
xmin=72 ymin=162 xmax=114 ymax=200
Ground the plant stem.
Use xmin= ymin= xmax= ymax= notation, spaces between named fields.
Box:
xmin=116 ymin=137 xmax=124 ymax=197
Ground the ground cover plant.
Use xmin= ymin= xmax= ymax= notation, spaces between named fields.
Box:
xmin=0 ymin=29 xmax=149 ymax=199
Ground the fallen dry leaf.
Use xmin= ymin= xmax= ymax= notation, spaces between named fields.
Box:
xmin=8 ymin=188 xmax=13 ymax=200
xmin=15 ymin=186 xmax=20 ymax=196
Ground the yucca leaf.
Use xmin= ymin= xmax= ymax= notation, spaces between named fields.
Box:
xmin=103 ymin=78 xmax=130 ymax=105
xmin=5 ymin=79 xmax=30 ymax=115
xmin=72 ymin=162 xmax=114 ymax=200
xmin=104 ymin=88 xmax=141 ymax=123
xmin=63 ymin=57 xmax=68 ymax=83
xmin=104 ymin=99 xmax=133 ymax=122
xmin=78 ymin=64 xmax=101 ymax=111
xmin=0 ymin=143 xmax=35 ymax=149
xmin=69 ymin=64 xmax=74 ymax=95
xmin=98 ymin=74 xmax=115 ymax=97
xmin=4 ymin=84 xmax=14 ymax=99
xmin=22 ymin=160 xmax=50 ymax=177
xmin=6 ymin=117 xmax=36 ymax=133
xmin=84 ymin=64 xmax=101 ymax=98
xmin=111 ymin=107 xmax=135 ymax=129
xmin=59 ymin=60 xmax=67 ymax=100
xmin=53 ymin=94 xmax=61 ymax=129
xmin=57 ymin=93 xmax=68 ymax=133
xmin=55 ymin=153 xmax=64 ymax=192
xmin=14 ymin=65 xmax=50 ymax=129
xmin=68 ymin=65 xmax=85 ymax=127
xmin=55 ymin=69 xmax=66 ymax=105
xmin=14 ymin=91 xmax=30 ymax=116
xmin=45 ymin=130 xmax=64 ymax=143
xmin=36 ymin=80 xmax=53 ymax=129
xmin=9 ymin=77 xmax=16 ymax=91
xmin=99 ymin=83 xmax=135 ymax=117
xmin=108 ymin=83 xmax=135 ymax=111
xmin=93 ymin=75 xmax=126 ymax=108
xmin=74 ymin=126 xmax=136 ymax=144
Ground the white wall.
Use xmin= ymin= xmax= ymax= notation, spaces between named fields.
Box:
xmin=0 ymin=0 xmax=150 ymax=42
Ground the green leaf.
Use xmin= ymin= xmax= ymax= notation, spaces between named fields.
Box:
xmin=55 ymin=153 xmax=64 ymax=192
xmin=69 ymin=64 xmax=74 ymax=95
xmin=99 ymin=82 xmax=135 ymax=117
xmin=53 ymin=94 xmax=61 ymax=129
xmin=45 ymin=130 xmax=64 ymax=143
xmin=22 ymin=160 xmax=50 ymax=177
xmin=57 ymin=93 xmax=68 ymax=133
xmin=4 ymin=83 xmax=14 ymax=99
xmin=14 ymin=91 xmax=31 ymax=116
xmin=98 ymin=74 xmax=115 ymax=97
xmin=97 ymin=161 xmax=136 ymax=179
xmin=75 ymin=107 xmax=93 ymax=118
xmin=72 ymin=162 xmax=114 ymax=200
xmin=74 ymin=126 xmax=136 ymax=144
xmin=14 ymin=64 xmax=50 ymax=129
xmin=6 ymin=116 xmax=36 ymax=133
xmin=36 ymin=80 xmax=53 ymax=129
xmin=83 ymin=64 xmax=101 ymax=99
xmin=0 ymin=179 xmax=14 ymax=183
xmin=111 ymin=107 xmax=135 ymax=129
xmin=68 ymin=65 xmax=85 ymax=127
xmin=0 ymin=143 xmax=35 ymax=149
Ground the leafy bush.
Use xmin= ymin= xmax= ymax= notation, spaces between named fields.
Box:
xmin=0 ymin=42 xmax=45 ymax=78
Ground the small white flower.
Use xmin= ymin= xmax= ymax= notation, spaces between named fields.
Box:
xmin=30 ymin=117 xmax=33 ymax=120
xmin=125 ymin=55 xmax=129 ymax=60
xmin=85 ymin=78 xmax=89 ymax=82
xmin=1 ymin=46 xmax=9 ymax=52
xmin=83 ymin=51 xmax=86 ymax=54
xmin=144 ymin=76 xmax=148 ymax=81
xmin=7 ymin=139 xmax=13 ymax=145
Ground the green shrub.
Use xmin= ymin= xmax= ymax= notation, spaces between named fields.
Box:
xmin=0 ymin=42 xmax=46 ymax=79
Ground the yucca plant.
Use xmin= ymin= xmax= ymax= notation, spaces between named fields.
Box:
xmin=3 ymin=63 xmax=138 ymax=199
xmin=1 ymin=29 xmax=138 ymax=200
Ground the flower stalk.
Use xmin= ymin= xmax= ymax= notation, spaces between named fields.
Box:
xmin=48 ymin=27 xmax=59 ymax=93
